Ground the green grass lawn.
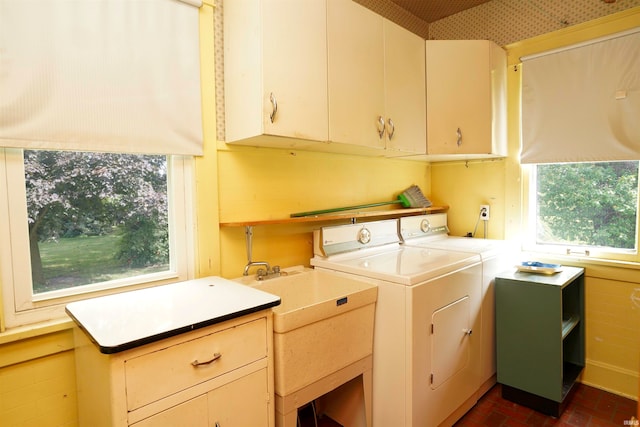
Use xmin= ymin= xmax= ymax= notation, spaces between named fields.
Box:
xmin=36 ymin=233 xmax=168 ymax=293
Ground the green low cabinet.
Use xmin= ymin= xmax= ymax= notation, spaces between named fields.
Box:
xmin=495 ymin=266 xmax=585 ymax=417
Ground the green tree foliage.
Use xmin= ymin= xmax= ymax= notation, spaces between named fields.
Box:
xmin=536 ymin=162 xmax=638 ymax=249
xmin=24 ymin=150 xmax=168 ymax=287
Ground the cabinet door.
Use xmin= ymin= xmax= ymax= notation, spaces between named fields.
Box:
xmin=496 ymin=279 xmax=563 ymax=401
xmin=426 ymin=40 xmax=492 ymax=155
xmin=224 ymin=0 xmax=327 ymax=143
xmin=431 ymin=295 xmax=472 ymax=389
xmin=262 ymin=0 xmax=328 ymax=141
xmin=383 ymin=19 xmax=426 ymax=156
xmin=131 ymin=395 xmax=208 ymax=427
xmin=327 ymin=0 xmax=385 ymax=149
xmin=209 ymin=369 xmax=269 ymax=427
xmin=224 ymin=0 xmax=263 ymax=141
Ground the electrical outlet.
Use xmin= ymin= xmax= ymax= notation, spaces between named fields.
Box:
xmin=480 ymin=205 xmax=490 ymax=221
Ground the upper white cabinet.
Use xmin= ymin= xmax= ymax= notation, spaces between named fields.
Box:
xmin=424 ymin=40 xmax=507 ymax=161
xmin=383 ymin=19 xmax=428 ymax=156
xmin=327 ymin=0 xmax=426 ymax=156
xmin=223 ymin=0 xmax=328 ymax=146
xmin=327 ymin=0 xmax=385 ymax=151
xmin=222 ymin=2 xmax=504 ymax=161
xmin=223 ymin=0 xmax=426 ymax=156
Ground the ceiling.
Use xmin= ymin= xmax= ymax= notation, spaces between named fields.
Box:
xmin=388 ymin=0 xmax=493 ymax=23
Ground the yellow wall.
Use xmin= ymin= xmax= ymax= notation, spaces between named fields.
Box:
xmin=583 ymin=266 xmax=640 ymax=400
xmin=194 ymin=2 xmax=221 ymax=278
xmin=1 ymin=4 xmax=639 ymax=427
xmin=0 ymin=324 xmax=77 ymax=427
xmin=430 ymin=159 xmax=506 ymax=239
xmin=216 ymin=146 xmax=431 ymax=277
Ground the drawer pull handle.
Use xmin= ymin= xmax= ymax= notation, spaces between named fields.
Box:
xmin=191 ymin=352 xmax=222 ymax=367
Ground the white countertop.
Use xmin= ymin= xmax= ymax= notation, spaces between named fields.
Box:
xmin=65 ymin=276 xmax=281 ymax=354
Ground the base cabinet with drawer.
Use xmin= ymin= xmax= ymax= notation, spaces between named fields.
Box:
xmin=74 ymin=311 xmax=275 ymax=427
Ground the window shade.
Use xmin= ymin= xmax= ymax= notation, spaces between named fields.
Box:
xmin=0 ymin=0 xmax=203 ymax=156
xmin=521 ymin=29 xmax=640 ymax=164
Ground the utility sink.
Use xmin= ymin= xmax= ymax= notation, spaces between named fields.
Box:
xmin=235 ymin=266 xmax=378 ymax=396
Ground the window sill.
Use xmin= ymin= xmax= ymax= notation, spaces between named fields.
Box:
xmin=0 ymin=317 xmax=74 ymax=346
xmin=521 ymin=251 xmax=640 ymax=283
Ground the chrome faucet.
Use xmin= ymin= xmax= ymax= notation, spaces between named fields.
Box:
xmin=241 ymin=225 xmax=283 ymax=280
xmin=243 ymin=261 xmax=271 ymax=277
xmin=243 ymin=262 xmax=283 ymax=281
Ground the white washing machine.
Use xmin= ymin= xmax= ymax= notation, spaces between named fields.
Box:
xmin=399 ymin=213 xmax=518 ymax=399
xmin=310 ymin=219 xmax=483 ymax=427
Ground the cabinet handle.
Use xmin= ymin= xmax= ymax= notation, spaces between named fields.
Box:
xmin=269 ymin=93 xmax=278 ymax=123
xmin=456 ymin=127 xmax=462 ymax=147
xmin=191 ymin=352 xmax=222 ymax=367
xmin=377 ymin=116 xmax=385 ymax=139
xmin=386 ymin=118 xmax=395 ymax=140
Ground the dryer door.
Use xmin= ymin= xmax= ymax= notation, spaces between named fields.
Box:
xmin=431 ymin=295 xmax=471 ymax=389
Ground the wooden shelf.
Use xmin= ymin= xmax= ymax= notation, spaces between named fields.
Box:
xmin=561 ymin=316 xmax=580 ymax=340
xmin=219 ymin=206 xmax=449 ymax=227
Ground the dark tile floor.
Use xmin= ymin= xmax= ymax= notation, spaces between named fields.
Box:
xmin=304 ymin=382 xmax=637 ymax=426
xmin=455 ymin=383 xmax=638 ymax=427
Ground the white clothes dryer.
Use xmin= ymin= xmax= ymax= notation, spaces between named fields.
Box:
xmin=399 ymin=213 xmax=519 ymax=399
xmin=311 ymin=219 xmax=484 ymax=427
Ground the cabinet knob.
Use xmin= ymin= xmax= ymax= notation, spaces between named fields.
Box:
xmin=463 ymin=328 xmax=473 ymax=336
xmin=377 ymin=116 xmax=385 ymax=139
xmin=386 ymin=118 xmax=395 ymax=140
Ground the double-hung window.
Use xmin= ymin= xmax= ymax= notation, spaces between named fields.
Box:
xmin=525 ymin=161 xmax=639 ymax=260
xmin=0 ymin=150 xmax=195 ymax=327
xmin=520 ymin=28 xmax=640 ymax=262
xmin=0 ymin=0 xmax=203 ymax=328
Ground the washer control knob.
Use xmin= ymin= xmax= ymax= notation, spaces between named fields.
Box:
xmin=420 ymin=219 xmax=431 ymax=233
xmin=357 ymin=227 xmax=371 ymax=245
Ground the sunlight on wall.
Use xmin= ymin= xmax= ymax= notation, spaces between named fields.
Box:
xmin=430 ymin=159 xmax=506 ymax=239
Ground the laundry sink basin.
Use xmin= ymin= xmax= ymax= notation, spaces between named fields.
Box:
xmin=235 ymin=267 xmax=377 ymax=396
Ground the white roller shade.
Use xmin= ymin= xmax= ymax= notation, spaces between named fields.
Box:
xmin=521 ymin=29 xmax=640 ymax=164
xmin=0 ymin=0 xmax=203 ymax=155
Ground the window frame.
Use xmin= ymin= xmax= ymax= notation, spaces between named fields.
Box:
xmin=522 ymin=163 xmax=640 ymax=264
xmin=0 ymin=148 xmax=196 ymax=328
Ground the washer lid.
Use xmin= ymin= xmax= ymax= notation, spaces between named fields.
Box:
xmin=311 ymin=245 xmax=480 ymax=286
xmin=404 ymin=236 xmax=515 ymax=259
